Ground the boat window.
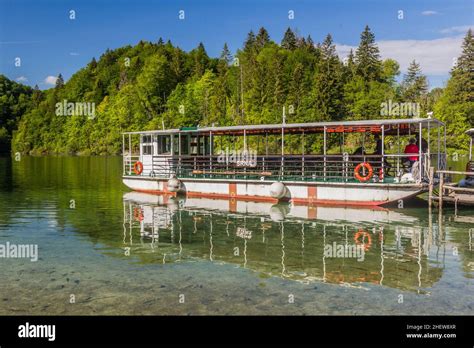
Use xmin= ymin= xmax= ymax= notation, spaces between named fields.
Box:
xmin=157 ymin=135 xmax=171 ymax=155
xmin=180 ymin=135 xmax=189 ymax=155
xmin=141 ymin=134 xmax=153 ymax=156
xmin=190 ymin=135 xmax=198 ymax=155
xmin=142 ymin=144 xmax=153 ymax=155
xmin=172 ymin=136 xmax=179 ymax=155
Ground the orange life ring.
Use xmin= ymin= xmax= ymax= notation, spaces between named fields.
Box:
xmin=354 ymin=230 xmax=372 ymax=251
xmin=133 ymin=161 xmax=143 ymax=175
xmin=354 ymin=162 xmax=373 ymax=182
xmin=133 ymin=207 xmax=144 ymax=222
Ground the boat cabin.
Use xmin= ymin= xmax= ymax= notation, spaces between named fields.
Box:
xmin=123 ymin=118 xmax=446 ymax=184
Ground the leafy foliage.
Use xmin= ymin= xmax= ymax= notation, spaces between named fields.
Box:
xmin=1 ymin=27 xmax=472 ymax=155
xmin=0 ymin=76 xmax=32 ymax=153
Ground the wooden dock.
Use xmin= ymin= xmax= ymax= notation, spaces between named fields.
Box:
xmin=431 ymin=169 xmax=474 ymax=214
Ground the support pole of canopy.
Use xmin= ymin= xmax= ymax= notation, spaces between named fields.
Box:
xmin=302 ymin=130 xmax=305 ymax=179
xmin=281 ymin=126 xmax=284 ymax=179
xmin=129 ymin=134 xmax=132 ymax=175
xmin=437 ymin=126 xmax=441 ymax=170
xmin=209 ymin=131 xmax=213 ymax=177
xmin=243 ymin=129 xmax=247 ymax=150
xmin=444 ymin=126 xmax=447 ymax=168
xmin=178 ymin=132 xmax=181 ymax=176
xmin=323 ymin=126 xmax=327 ymax=181
xmin=419 ymin=122 xmax=422 ymax=182
xmin=397 ymin=126 xmax=400 ymax=177
xmin=381 ymin=125 xmax=384 ymax=181
xmin=427 ymin=120 xmax=431 ymax=160
xmin=122 ymin=133 xmax=125 ymax=176
xmin=265 ymin=132 xmax=268 ymax=156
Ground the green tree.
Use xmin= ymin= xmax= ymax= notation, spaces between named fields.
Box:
xmin=401 ymin=60 xmax=428 ymax=101
xmin=281 ymin=27 xmax=297 ymax=50
xmin=309 ymin=34 xmax=344 ymax=121
xmin=255 ymin=27 xmax=270 ymax=50
xmin=355 ymin=25 xmax=382 ymax=82
xmin=434 ymin=29 xmax=474 ymax=151
xmin=55 ymin=74 xmax=64 ymax=88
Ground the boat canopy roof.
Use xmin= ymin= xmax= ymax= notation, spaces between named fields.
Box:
xmin=123 ymin=117 xmax=444 ymax=136
xmin=466 ymin=128 xmax=474 ymax=137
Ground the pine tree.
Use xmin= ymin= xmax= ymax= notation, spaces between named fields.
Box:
xmin=355 ymin=25 xmax=382 ymax=82
xmin=347 ymin=50 xmax=355 ymax=71
xmin=273 ymin=56 xmax=286 ymax=107
xmin=311 ymin=34 xmax=344 ymax=121
xmin=32 ymin=84 xmax=41 ymax=105
xmin=215 ymin=43 xmax=232 ymax=118
xmin=219 ymin=43 xmax=232 ymax=65
xmin=305 ymin=35 xmax=317 ymax=55
xmin=434 ymin=29 xmax=474 ymax=150
xmin=289 ymin=62 xmax=305 ymax=110
xmin=193 ymin=42 xmax=209 ymax=77
xmin=401 ymin=60 xmax=428 ymax=101
xmin=320 ymin=34 xmax=336 ymax=59
xmin=243 ymin=30 xmax=256 ymax=52
xmin=89 ymin=57 xmax=97 ymax=69
xmin=55 ymin=74 xmax=64 ymax=88
xmin=255 ymin=27 xmax=270 ymax=50
xmin=281 ymin=28 xmax=297 ymax=50
xmin=452 ymin=29 xmax=474 ymax=103
xmin=297 ymin=36 xmax=307 ymax=49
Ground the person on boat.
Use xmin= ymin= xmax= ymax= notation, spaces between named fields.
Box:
xmin=374 ymin=134 xmax=383 ymax=155
xmin=416 ymin=135 xmax=428 ymax=153
xmin=459 ymin=161 xmax=474 ymax=187
xmin=404 ymin=138 xmax=419 ymax=168
xmin=459 ymin=176 xmax=474 ymax=187
xmin=373 ymin=134 xmax=391 ymax=173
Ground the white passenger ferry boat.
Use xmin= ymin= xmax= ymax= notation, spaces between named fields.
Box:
xmin=122 ymin=118 xmax=447 ymax=206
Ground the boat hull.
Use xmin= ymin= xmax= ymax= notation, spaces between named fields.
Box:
xmin=123 ymin=176 xmax=426 ymax=207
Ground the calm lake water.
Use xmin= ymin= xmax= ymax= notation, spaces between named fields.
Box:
xmin=0 ymin=156 xmax=472 ymax=315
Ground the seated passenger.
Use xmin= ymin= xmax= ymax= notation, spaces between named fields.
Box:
xmin=373 ymin=134 xmax=391 ymax=173
xmin=374 ymin=134 xmax=383 ymax=155
xmin=404 ymin=138 xmax=419 ymax=168
xmin=416 ymin=135 xmax=428 ymax=153
xmin=459 ymin=162 xmax=474 ymax=187
xmin=459 ymin=177 xmax=474 ymax=187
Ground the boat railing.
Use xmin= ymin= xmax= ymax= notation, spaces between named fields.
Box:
xmin=124 ymin=152 xmax=435 ymax=183
xmin=123 ymin=154 xmax=140 ymax=176
xmin=164 ymin=154 xmax=426 ymax=183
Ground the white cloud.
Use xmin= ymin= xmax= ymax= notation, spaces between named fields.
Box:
xmin=421 ymin=10 xmax=438 ymax=16
xmin=44 ymin=75 xmax=58 ymax=85
xmin=15 ymin=76 xmax=28 ymax=82
xmin=440 ymin=25 xmax=473 ymax=34
xmin=69 ymin=52 xmax=79 ymax=56
xmin=336 ymin=36 xmax=464 ymax=75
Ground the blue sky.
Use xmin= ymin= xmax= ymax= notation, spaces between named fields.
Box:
xmin=0 ymin=0 xmax=472 ymax=89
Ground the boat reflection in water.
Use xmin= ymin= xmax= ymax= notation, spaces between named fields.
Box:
xmin=122 ymin=192 xmax=448 ymax=293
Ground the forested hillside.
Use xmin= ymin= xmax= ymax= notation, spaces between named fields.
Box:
xmin=2 ymin=26 xmax=473 ymax=155
xmin=0 ymin=76 xmax=32 ymax=153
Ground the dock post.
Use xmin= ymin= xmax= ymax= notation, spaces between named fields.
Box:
xmin=428 ymin=167 xmax=434 ymax=208
xmin=439 ymin=172 xmax=444 ymax=209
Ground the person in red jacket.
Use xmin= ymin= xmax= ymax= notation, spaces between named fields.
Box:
xmin=404 ymin=138 xmax=419 ymax=168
